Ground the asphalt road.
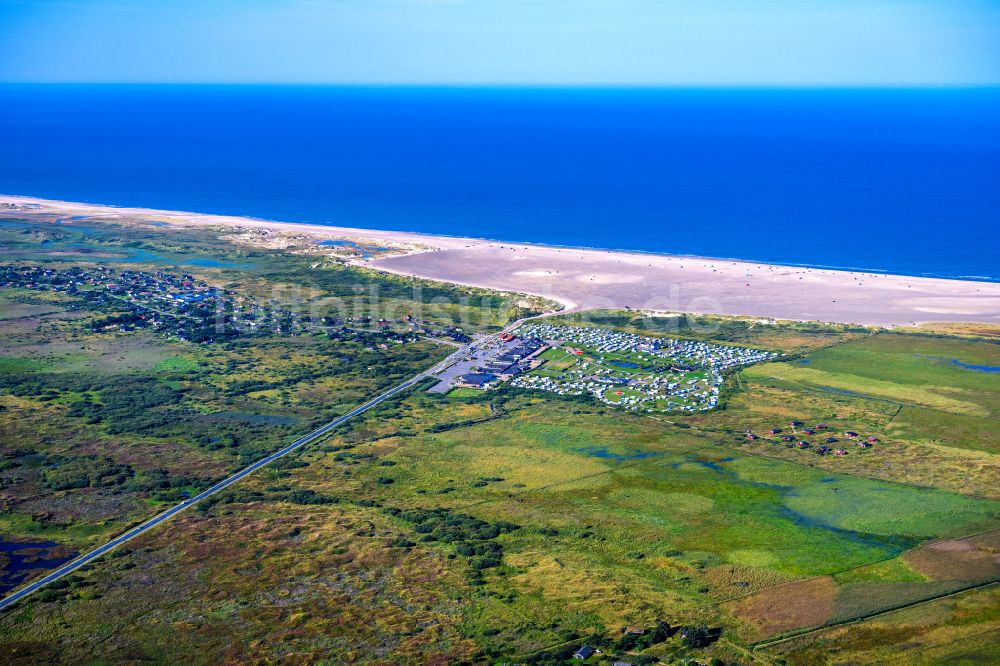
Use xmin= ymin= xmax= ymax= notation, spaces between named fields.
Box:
xmin=0 ymin=327 xmax=509 ymax=613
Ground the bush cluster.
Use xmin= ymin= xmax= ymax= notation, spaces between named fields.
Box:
xmin=386 ymin=506 xmax=518 ymax=574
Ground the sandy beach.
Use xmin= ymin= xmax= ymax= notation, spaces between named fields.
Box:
xmin=4 ymin=194 xmax=1000 ymax=327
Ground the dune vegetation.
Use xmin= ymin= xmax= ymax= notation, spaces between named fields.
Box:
xmin=1 ymin=214 xmax=998 ymax=664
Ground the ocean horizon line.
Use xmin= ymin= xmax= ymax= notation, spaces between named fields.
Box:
xmin=3 ymin=86 xmax=995 ymax=285
xmin=3 ymin=82 xmax=1000 ymax=90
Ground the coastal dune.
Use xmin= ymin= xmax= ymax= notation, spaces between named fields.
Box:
xmin=4 ymin=194 xmax=1000 ymax=327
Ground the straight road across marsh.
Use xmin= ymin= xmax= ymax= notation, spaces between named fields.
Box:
xmin=0 ymin=323 xmax=525 ymax=612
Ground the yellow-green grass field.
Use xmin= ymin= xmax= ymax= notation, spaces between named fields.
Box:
xmin=743 ymin=333 xmax=999 ymax=419
xmin=255 ymin=391 xmax=1000 ymax=654
xmin=4 ymin=381 xmax=982 ymax=663
xmin=1 ymin=229 xmax=999 ymax=665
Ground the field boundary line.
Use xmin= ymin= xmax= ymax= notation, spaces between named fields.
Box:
xmin=750 ymin=580 xmax=1000 ymax=651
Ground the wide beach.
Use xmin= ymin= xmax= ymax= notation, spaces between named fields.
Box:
xmin=4 ymin=194 xmax=1000 ymax=327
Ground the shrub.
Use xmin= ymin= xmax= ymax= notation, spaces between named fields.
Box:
xmin=681 ymin=624 xmax=714 ymax=648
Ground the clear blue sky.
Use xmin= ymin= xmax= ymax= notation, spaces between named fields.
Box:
xmin=1 ymin=0 xmax=998 ymax=85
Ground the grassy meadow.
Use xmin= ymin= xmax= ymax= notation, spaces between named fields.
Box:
xmin=0 ymin=214 xmax=998 ymax=664
xmin=0 ymin=214 xmax=544 ymax=594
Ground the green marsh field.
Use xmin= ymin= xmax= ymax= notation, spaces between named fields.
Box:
xmin=0 ymin=214 xmax=998 ymax=665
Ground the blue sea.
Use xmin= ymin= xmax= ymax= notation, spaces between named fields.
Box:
xmin=1 ymin=85 xmax=997 ymax=281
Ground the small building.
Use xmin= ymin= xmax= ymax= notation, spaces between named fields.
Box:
xmin=573 ymin=645 xmax=596 ymax=660
xmin=834 ymin=449 xmax=848 ymax=456
xmin=845 ymin=431 xmax=859 ymax=438
xmin=499 ymin=365 xmax=523 ymax=379
xmin=769 ymin=428 xmax=782 ymax=435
